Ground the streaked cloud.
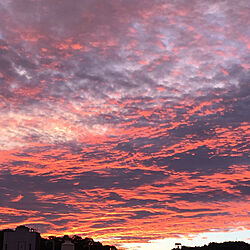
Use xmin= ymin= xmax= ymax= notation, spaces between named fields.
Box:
xmin=0 ymin=0 xmax=249 ymax=249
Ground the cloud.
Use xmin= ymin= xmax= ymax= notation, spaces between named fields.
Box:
xmin=0 ymin=0 xmax=249 ymax=247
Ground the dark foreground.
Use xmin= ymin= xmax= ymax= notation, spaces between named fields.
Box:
xmin=172 ymin=241 xmax=250 ymax=250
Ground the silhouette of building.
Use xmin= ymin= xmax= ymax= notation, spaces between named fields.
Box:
xmin=3 ymin=225 xmax=40 ymax=250
xmin=103 ymin=246 xmax=117 ymax=250
xmin=61 ymin=240 xmax=74 ymax=250
xmin=175 ymin=243 xmax=181 ymax=249
xmin=1 ymin=226 xmax=118 ymax=250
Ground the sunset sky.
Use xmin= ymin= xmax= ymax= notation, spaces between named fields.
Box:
xmin=0 ymin=0 xmax=249 ymax=249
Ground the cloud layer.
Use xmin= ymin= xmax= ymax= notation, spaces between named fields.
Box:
xmin=0 ymin=0 xmax=249 ymax=248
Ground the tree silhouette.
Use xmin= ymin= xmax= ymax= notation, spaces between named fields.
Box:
xmin=172 ymin=241 xmax=250 ymax=250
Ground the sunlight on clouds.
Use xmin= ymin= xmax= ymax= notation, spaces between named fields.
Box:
xmin=0 ymin=0 xmax=249 ymax=249
xmin=14 ymin=66 xmax=32 ymax=80
xmin=0 ymin=108 xmax=112 ymax=149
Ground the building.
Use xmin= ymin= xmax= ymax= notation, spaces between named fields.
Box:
xmin=3 ymin=226 xmax=40 ymax=250
xmin=103 ymin=246 xmax=117 ymax=250
xmin=61 ymin=240 xmax=74 ymax=250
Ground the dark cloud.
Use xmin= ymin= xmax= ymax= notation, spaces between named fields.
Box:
xmin=171 ymin=190 xmax=240 ymax=203
xmin=129 ymin=211 xmax=164 ymax=219
xmin=174 ymin=212 xmax=230 ymax=219
xmin=91 ymin=219 xmax=127 ymax=229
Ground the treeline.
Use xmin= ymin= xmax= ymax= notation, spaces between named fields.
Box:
xmin=0 ymin=229 xmax=117 ymax=250
xmin=172 ymin=241 xmax=250 ymax=250
xmin=40 ymin=235 xmax=117 ymax=250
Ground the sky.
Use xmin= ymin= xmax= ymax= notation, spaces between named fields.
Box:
xmin=0 ymin=0 xmax=249 ymax=249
